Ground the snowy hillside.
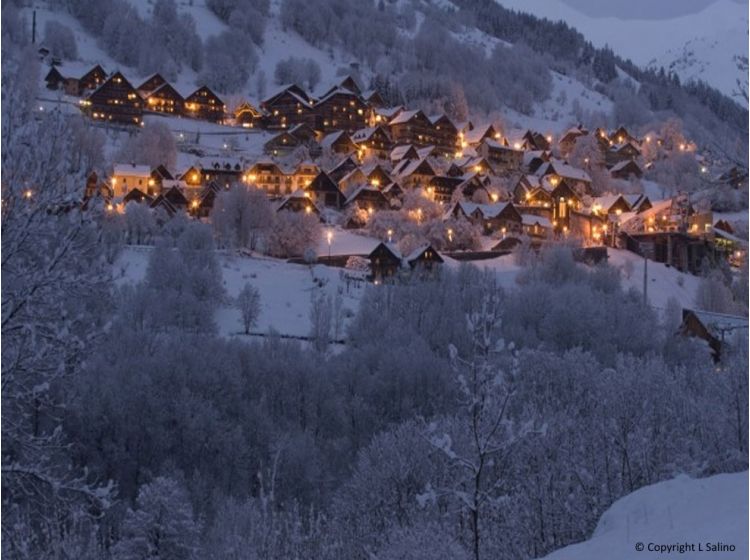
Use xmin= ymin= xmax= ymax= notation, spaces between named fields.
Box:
xmin=543 ymin=471 xmax=748 ymax=560
xmin=496 ymin=0 xmax=748 ymax=103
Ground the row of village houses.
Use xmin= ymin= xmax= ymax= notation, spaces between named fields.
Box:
xmin=91 ymin=143 xmax=742 ymax=273
xmin=46 ymin=63 xmax=662 ymax=173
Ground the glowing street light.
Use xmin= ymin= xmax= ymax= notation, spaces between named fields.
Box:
xmin=326 ymin=229 xmax=333 ymax=258
xmin=447 ymin=228 xmax=454 ymax=243
xmin=387 ymin=228 xmax=393 ymax=243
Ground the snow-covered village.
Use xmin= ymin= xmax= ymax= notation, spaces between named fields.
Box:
xmin=2 ymin=0 xmax=749 ymax=558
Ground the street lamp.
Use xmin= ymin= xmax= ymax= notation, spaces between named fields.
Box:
xmin=387 ymin=228 xmax=393 ymax=243
xmin=326 ymin=229 xmax=333 ymax=258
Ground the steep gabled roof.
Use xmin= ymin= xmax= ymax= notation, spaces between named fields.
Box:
xmin=308 ymin=171 xmax=343 ymax=194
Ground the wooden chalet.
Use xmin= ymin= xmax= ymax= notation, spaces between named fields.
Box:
xmin=320 ymin=131 xmax=357 ymax=155
xmin=245 ymin=161 xmax=290 ymax=195
xmin=558 ymin=125 xmax=588 ymax=156
xmin=290 ymin=162 xmax=320 ymax=191
xmin=180 ymin=165 xmax=204 ymax=188
xmin=184 ymin=86 xmax=225 ymax=122
xmin=591 ymin=194 xmax=631 ymax=217
xmin=163 ymin=185 xmax=189 ymax=211
xmin=289 ymin=122 xmax=318 ymax=144
xmin=147 ymin=165 xmax=172 ymax=195
xmin=313 ymin=87 xmax=368 ymax=133
xmin=260 ymin=84 xmax=315 ymax=129
xmin=306 ymin=171 xmax=345 ymax=208
xmin=234 ymin=100 xmax=263 ymax=127
xmin=264 ymin=130 xmax=302 ymax=157
xmin=137 ymin=73 xmax=168 ymax=96
xmin=451 ymin=201 xmax=523 ymax=235
xmin=429 ymin=114 xmax=459 ymax=156
xmin=477 ymin=139 xmax=523 ymax=174
xmin=394 ymin=158 xmax=436 ymax=189
xmin=327 ymin=156 xmax=360 ymax=183
xmin=382 ymin=182 xmax=404 ymax=202
xmin=610 ymin=159 xmax=643 ymax=180
xmin=44 ymin=66 xmax=67 ymax=91
xmin=338 ymin=168 xmax=369 ymax=195
xmin=83 ymin=171 xmax=109 ymax=200
xmin=621 ymin=231 xmax=712 ymax=274
xmin=344 ymin=185 xmax=389 ymax=211
xmin=330 ymin=75 xmax=362 ymax=96
xmin=82 ymin=71 xmax=143 ymax=125
xmin=351 ymin=126 xmax=393 ymax=159
xmin=150 ymin=195 xmax=178 ymax=221
xmin=522 ymin=214 xmax=553 ymax=239
xmin=406 ymin=244 xmax=444 ymax=272
xmin=623 ymin=193 xmax=652 ymax=213
xmin=123 ymin=188 xmax=153 ymax=205
xmin=523 ymin=130 xmax=550 ymax=151
xmin=369 ymin=242 xmax=402 ymax=282
xmin=112 ymin=163 xmax=151 ymax=197
xmin=610 ymin=126 xmax=638 ymax=146
xmin=606 ymin=142 xmax=641 ymax=167
xmin=79 ymin=65 xmax=108 ymax=93
xmin=190 ymin=182 xmax=220 ymax=218
xmin=549 ymin=179 xmax=582 ymax=232
xmin=429 ymin=176 xmax=464 ymax=203
xmin=537 ymin=160 xmax=592 ymax=195
xmin=276 ymin=190 xmax=320 ymax=215
xmin=679 ymin=309 xmax=748 ymax=361
xmin=199 ymin=159 xmax=243 ymax=188
xmin=463 ymin=123 xmax=501 ymax=147
xmin=363 ymin=163 xmax=392 ymax=188
xmin=144 ymin=83 xmax=185 ymax=116
xmin=388 ymin=110 xmax=436 ymax=148
xmin=362 ymin=89 xmax=386 ymax=108
xmin=390 ymin=144 xmax=421 ymax=163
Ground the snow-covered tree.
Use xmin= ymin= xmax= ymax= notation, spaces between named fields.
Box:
xmin=117 ymin=121 xmax=177 ymax=170
xmin=113 ymin=476 xmax=200 ymax=560
xmin=266 ymin=211 xmax=321 ymax=258
xmin=212 ymin=185 xmax=273 ymax=250
xmin=43 ymin=21 xmax=78 ymax=59
xmin=236 ymin=283 xmax=261 ymax=334
xmin=2 ymin=80 xmax=113 ymax=556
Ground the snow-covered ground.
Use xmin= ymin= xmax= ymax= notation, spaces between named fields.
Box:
xmin=114 ymin=241 xmax=698 ymax=341
xmin=608 ymin=248 xmax=700 ymax=310
xmin=543 ymin=471 xmax=748 ymax=560
xmin=115 ymin=246 xmax=365 ymax=339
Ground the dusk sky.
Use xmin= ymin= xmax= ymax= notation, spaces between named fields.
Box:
xmin=560 ymin=0 xmax=746 ymax=19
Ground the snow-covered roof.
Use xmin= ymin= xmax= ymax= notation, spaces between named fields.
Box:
xmin=389 ymin=109 xmax=421 ymax=125
xmin=522 ymin=214 xmax=552 ymax=228
xmin=396 ymin=158 xmax=435 ymax=178
xmin=113 ymin=163 xmax=151 ymax=177
xmin=320 ymin=130 xmax=349 ymax=149
xmin=464 ymin=124 xmax=494 ymax=145
xmin=455 ymin=201 xmax=513 ymax=219
xmin=344 ymin=185 xmax=383 ymax=205
xmin=688 ymin=309 xmax=749 ymax=338
xmin=592 ymin=194 xmax=628 ymax=211
xmin=610 ymin=159 xmax=642 ymax=173
xmin=390 ymin=145 xmax=417 ymax=161
xmin=549 ymin=161 xmax=591 ymax=183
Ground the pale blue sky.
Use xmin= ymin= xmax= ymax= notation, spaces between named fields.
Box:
xmin=560 ymin=0 xmax=746 ymax=20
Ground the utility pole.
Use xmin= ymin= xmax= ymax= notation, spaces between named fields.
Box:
xmin=643 ymin=255 xmax=648 ymax=306
xmin=32 ymin=9 xmax=37 ymax=44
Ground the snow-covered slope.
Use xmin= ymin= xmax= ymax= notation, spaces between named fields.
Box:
xmin=543 ymin=471 xmax=748 ymax=560
xmin=496 ymin=0 xmax=748 ymax=103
